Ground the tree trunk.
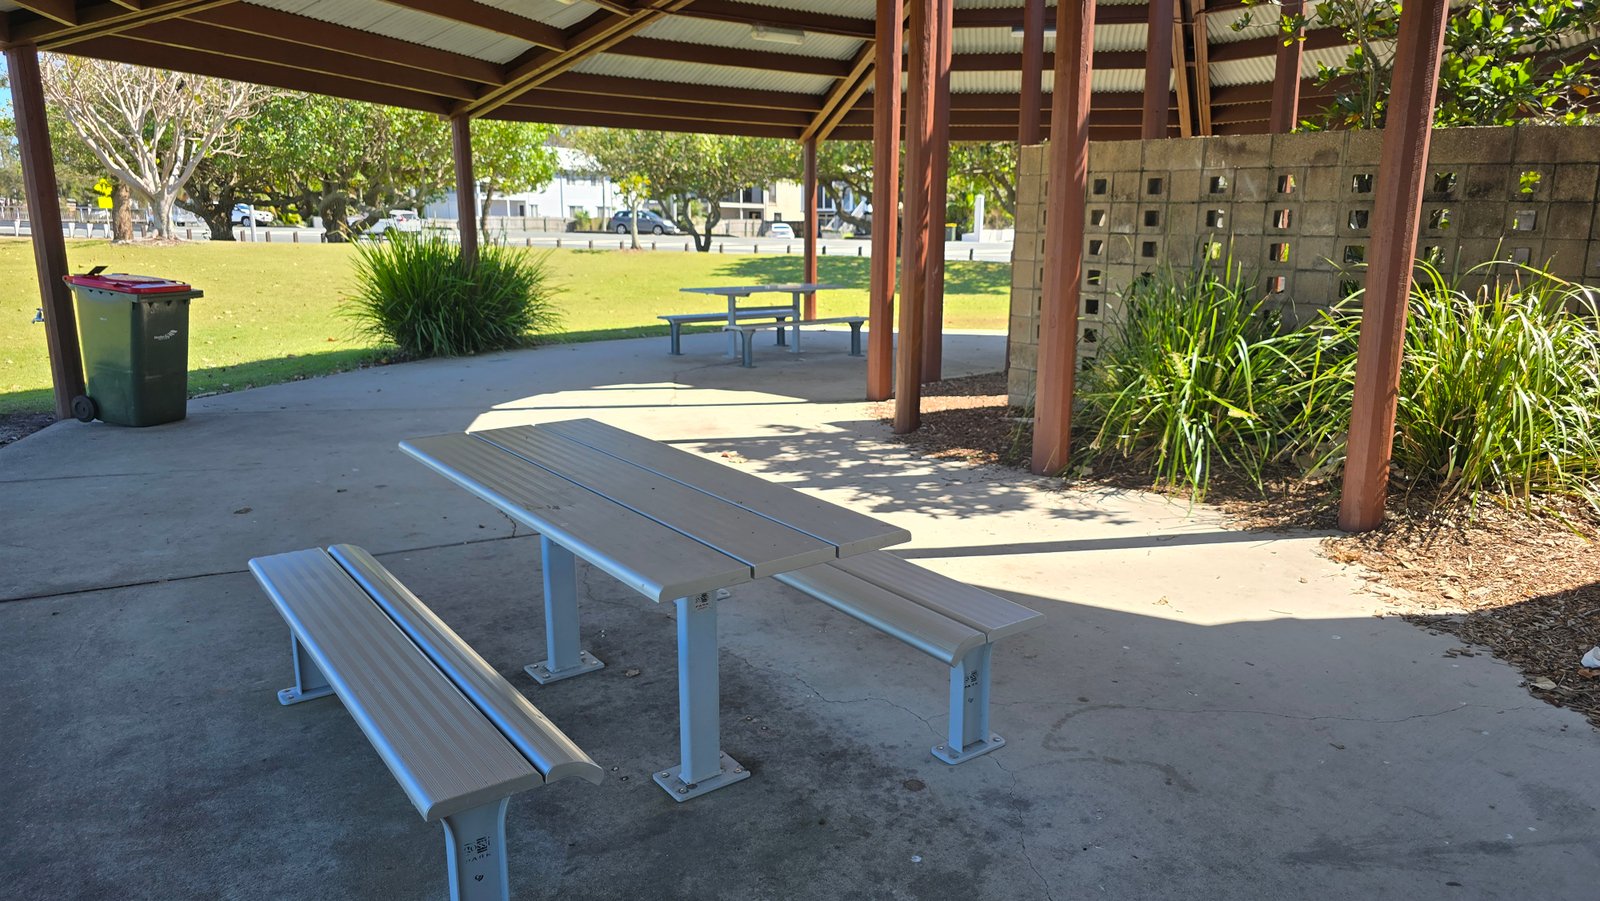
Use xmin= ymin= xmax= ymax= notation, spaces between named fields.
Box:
xmin=110 ymin=180 xmax=133 ymax=242
xmin=152 ymin=193 xmax=175 ymax=239
xmin=479 ymin=182 xmax=494 ymax=237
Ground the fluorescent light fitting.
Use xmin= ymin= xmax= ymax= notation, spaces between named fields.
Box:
xmin=752 ymin=23 xmax=807 ymax=45
xmin=1010 ymin=25 xmax=1058 ymax=37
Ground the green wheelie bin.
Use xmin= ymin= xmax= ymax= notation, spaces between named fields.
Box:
xmin=64 ymin=269 xmax=203 ymax=426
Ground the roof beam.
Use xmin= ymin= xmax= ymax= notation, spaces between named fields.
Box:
xmin=672 ymin=0 xmax=873 ymax=39
xmin=540 ymin=72 xmax=820 ymax=111
xmin=65 ymin=33 xmax=452 ymax=112
xmin=12 ymin=0 xmax=78 ymax=27
xmin=460 ymin=0 xmax=694 ymax=118
xmin=491 ymin=103 xmax=801 ymax=139
xmin=506 ymin=90 xmax=813 ymax=128
xmin=609 ymin=35 xmax=852 ymax=78
xmin=187 ymin=4 xmax=504 ymax=85
xmin=374 ymin=0 xmax=567 ymax=51
xmin=1207 ymin=24 xmax=1344 ymax=63
xmin=9 ymin=0 xmax=234 ymax=49
xmin=803 ymin=37 xmax=878 ymax=141
xmin=953 ymin=50 xmax=1147 ymax=71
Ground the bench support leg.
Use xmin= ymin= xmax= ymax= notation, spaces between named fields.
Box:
xmin=653 ymin=590 xmax=749 ymax=802
xmin=525 ymin=538 xmax=604 ymax=685
xmin=848 ymin=321 xmax=863 ymax=356
xmin=932 ymin=644 xmax=1006 ymax=765
xmin=277 ymin=632 xmax=334 ymax=706
xmin=441 ymin=797 xmax=511 ymax=901
xmin=668 ymin=321 xmax=683 ymax=355
xmin=775 ymin=316 xmax=788 ymax=346
xmin=738 ymin=329 xmax=756 ymax=369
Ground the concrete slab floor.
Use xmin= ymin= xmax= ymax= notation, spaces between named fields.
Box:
xmin=3 ymin=329 xmax=1598 ymax=900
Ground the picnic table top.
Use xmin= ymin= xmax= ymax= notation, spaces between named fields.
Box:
xmin=679 ymin=283 xmax=848 ymax=296
xmin=400 ymin=419 xmax=910 ymax=603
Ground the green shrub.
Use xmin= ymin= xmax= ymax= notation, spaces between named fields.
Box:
xmin=346 ymin=234 xmax=561 ymax=358
xmin=1323 ymin=263 xmax=1600 ymax=504
xmin=1075 ymin=256 xmax=1318 ymax=496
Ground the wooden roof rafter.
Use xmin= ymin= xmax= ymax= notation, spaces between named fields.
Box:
xmin=11 ymin=0 xmax=236 ymax=49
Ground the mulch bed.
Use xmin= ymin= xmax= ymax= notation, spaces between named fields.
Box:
xmin=0 ymin=411 xmax=55 ymax=449
xmin=875 ymin=371 xmax=1600 ymax=727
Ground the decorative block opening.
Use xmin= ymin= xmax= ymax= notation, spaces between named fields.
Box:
xmin=1510 ymin=247 xmax=1532 ymax=263
xmin=1351 ymin=173 xmax=1374 ymax=193
xmin=1092 ymin=177 xmax=1109 ymax=195
xmin=1428 ymin=208 xmax=1452 ymax=231
xmin=1269 ymin=242 xmax=1291 ymax=263
xmin=1143 ymin=210 xmax=1161 ymax=227
xmin=1348 ymin=209 xmax=1371 ymax=230
xmin=1340 ymin=279 xmax=1362 ymax=297
xmin=1090 ymin=209 xmax=1108 ymax=227
xmin=1519 ymin=170 xmax=1543 ymax=196
xmin=1422 ymin=245 xmax=1445 ymax=265
xmin=1344 ymin=244 xmax=1366 ymax=264
xmin=1266 ymin=276 xmax=1288 ymax=294
xmin=1277 ymin=174 xmax=1296 ymax=194
xmin=1206 ymin=242 xmax=1224 ymax=260
xmin=1088 ymin=239 xmax=1105 ymax=256
xmin=1083 ymin=328 xmax=1099 ymax=344
xmin=1206 ymin=209 xmax=1226 ymax=228
xmin=1140 ymin=241 xmax=1158 ymax=258
xmin=1146 ymin=177 xmax=1165 ymax=196
xmin=1433 ymin=172 xmax=1458 ymax=195
xmin=1086 ymin=269 xmax=1103 ymax=286
xmin=1084 ymin=296 xmax=1101 ymax=315
xmin=1511 ymin=209 xmax=1538 ymax=231
xmin=1272 ymin=209 xmax=1293 ymax=230
xmin=1209 ymin=175 xmax=1229 ymax=193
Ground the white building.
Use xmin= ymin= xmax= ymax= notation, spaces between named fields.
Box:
xmin=424 ymin=147 xmax=621 ymax=222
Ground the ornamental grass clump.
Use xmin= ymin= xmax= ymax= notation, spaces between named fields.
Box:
xmin=347 ymin=234 xmax=561 ymax=358
xmin=1075 ymin=256 xmax=1327 ymax=497
xmin=1339 ymin=263 xmax=1600 ymax=505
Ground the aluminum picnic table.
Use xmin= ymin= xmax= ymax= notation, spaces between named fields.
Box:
xmin=679 ymin=283 xmax=847 ymax=355
xmin=401 ymin=419 xmax=909 ymax=802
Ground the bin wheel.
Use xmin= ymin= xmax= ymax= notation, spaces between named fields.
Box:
xmin=71 ymin=395 xmax=96 ymax=423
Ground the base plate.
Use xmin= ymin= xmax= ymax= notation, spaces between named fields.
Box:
xmin=931 ymin=733 xmax=1006 ymax=766
xmin=277 ymin=685 xmax=334 ymax=706
xmin=652 ymin=752 xmax=751 ymax=802
xmin=524 ymin=651 xmax=605 ymax=685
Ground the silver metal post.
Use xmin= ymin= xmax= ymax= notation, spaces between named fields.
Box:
xmin=441 ymin=798 xmax=511 ymax=901
xmin=525 ymin=537 xmax=604 ymax=685
xmin=790 ymin=291 xmax=802 ymax=352
xmin=932 ymin=644 xmax=1006 ymax=764
xmin=653 ymin=591 xmax=750 ymax=801
xmin=277 ymin=632 xmax=334 ymax=706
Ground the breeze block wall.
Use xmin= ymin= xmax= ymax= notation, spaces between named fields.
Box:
xmin=1007 ymin=126 xmax=1600 ymax=405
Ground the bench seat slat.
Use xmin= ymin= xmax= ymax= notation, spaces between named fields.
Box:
xmin=327 ymin=545 xmax=604 ymax=787
xmin=540 ymin=419 xmax=910 ymax=557
xmin=658 ymin=307 xmax=793 ymax=323
xmin=725 ymin=316 xmax=865 ymax=330
xmin=401 ymin=434 xmax=751 ymax=602
xmin=474 ymin=428 xmax=838 ymax=579
xmin=249 ymin=549 xmax=542 ymax=822
xmin=832 ymin=552 xmax=1045 ymax=642
xmin=775 ymin=565 xmax=984 ymax=666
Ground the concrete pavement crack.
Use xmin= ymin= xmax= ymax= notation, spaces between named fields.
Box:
xmin=991 ymin=754 xmax=1057 ymax=901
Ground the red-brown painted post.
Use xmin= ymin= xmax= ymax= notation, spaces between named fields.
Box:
xmin=8 ymin=45 xmax=82 ymax=420
xmin=1337 ymin=0 xmax=1452 ymax=532
xmin=921 ymin=0 xmax=953 ymax=384
xmin=1143 ymin=0 xmax=1175 ymax=139
xmin=867 ymin=0 xmax=903 ymax=402
xmin=1019 ymin=0 xmax=1046 ymax=146
xmin=1030 ymin=0 xmax=1096 ymax=474
xmin=802 ymin=137 xmax=820 ymax=318
xmin=894 ymin=0 xmax=935 ymax=434
xmin=1269 ymin=0 xmax=1305 ymax=133
xmin=451 ymin=114 xmax=479 ymax=265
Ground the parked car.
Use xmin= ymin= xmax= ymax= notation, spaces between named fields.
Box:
xmin=766 ymin=221 xmax=795 ymax=239
xmin=367 ymin=209 xmax=424 ymax=238
xmin=233 ymin=203 xmax=274 ymax=226
xmin=607 ymin=209 xmax=679 ymax=235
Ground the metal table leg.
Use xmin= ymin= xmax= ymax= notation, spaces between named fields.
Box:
xmin=653 ymin=589 xmax=749 ymax=801
xmin=931 ymin=643 xmax=1005 ymax=764
xmin=525 ymin=537 xmax=604 ymax=685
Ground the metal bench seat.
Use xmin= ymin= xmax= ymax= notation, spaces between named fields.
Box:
xmin=775 ymin=550 xmax=1043 ymax=765
xmin=658 ymin=307 xmax=794 ymax=355
xmin=723 ymin=316 xmax=866 ymax=367
xmin=249 ymin=545 xmax=602 ymax=901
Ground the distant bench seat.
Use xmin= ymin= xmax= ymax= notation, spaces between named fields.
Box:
xmin=775 ymin=550 xmax=1043 ymax=764
xmin=659 ymin=307 xmax=795 ymax=355
xmin=723 ymin=316 xmax=866 ymax=367
xmin=249 ymin=544 xmax=602 ymax=901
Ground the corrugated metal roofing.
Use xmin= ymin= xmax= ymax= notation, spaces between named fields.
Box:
xmin=574 ymin=52 xmax=837 ymax=95
xmin=721 ymin=0 xmax=873 ymax=20
xmin=953 ymin=68 xmax=1151 ymax=94
xmin=245 ymin=0 xmax=534 ymax=64
xmin=474 ymin=0 xmax=595 ymax=32
xmin=639 ymin=15 xmax=867 ymax=59
xmin=1207 ymin=44 xmax=1371 ymax=87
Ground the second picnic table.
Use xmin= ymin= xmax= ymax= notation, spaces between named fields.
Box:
xmin=678 ymin=282 xmax=845 ymax=357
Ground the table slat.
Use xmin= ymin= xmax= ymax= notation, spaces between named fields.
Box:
xmin=474 ymin=428 xmax=838 ymax=578
xmin=541 ymin=419 xmax=910 ymax=556
xmin=401 ymin=434 xmax=752 ymax=602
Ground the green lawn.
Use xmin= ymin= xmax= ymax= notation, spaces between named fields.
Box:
xmin=0 ymin=240 xmax=1010 ymax=414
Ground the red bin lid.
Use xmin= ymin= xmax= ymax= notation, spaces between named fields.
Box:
xmin=63 ymin=272 xmax=193 ymax=294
